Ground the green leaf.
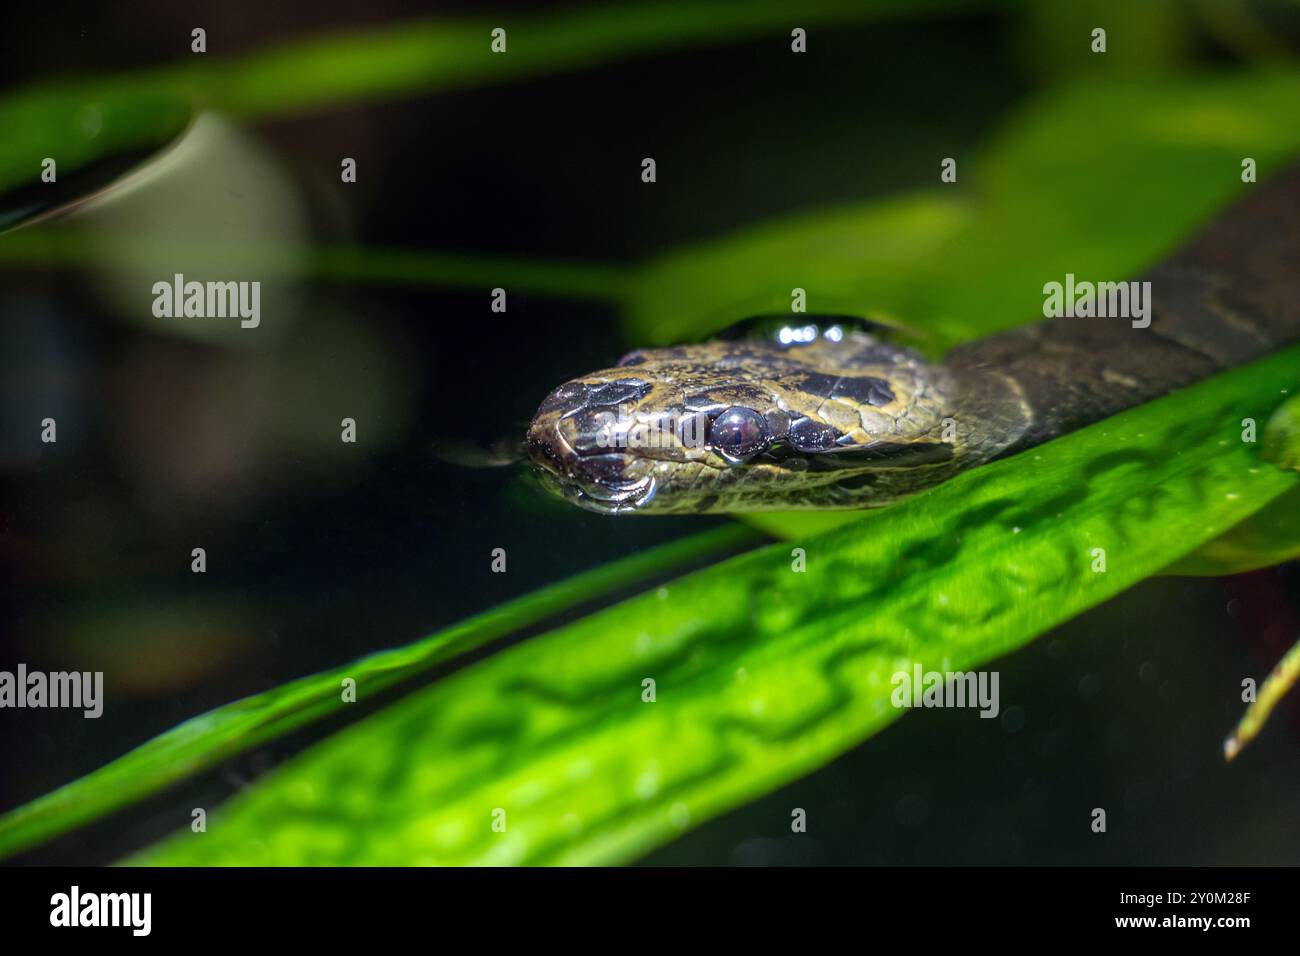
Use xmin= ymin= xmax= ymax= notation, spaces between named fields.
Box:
xmin=129 ymin=345 xmax=1300 ymax=865
xmin=1261 ymin=391 xmax=1300 ymax=472
xmin=627 ymin=69 xmax=1300 ymax=546
xmin=0 ymin=85 xmax=193 ymax=218
xmin=624 ymin=192 xmax=970 ymax=348
xmin=1164 ymin=392 xmax=1300 ymax=575
xmin=0 ymin=525 xmax=759 ymax=861
xmin=6 ymin=2 xmax=1300 ymax=864
xmin=738 ymin=509 xmax=874 ymax=540
xmin=0 ymin=0 xmax=979 ymax=199
xmin=1166 ymin=486 xmax=1300 ymax=576
xmin=624 ymin=72 xmax=1300 ymax=347
xmin=0 ymin=230 xmax=634 ymax=304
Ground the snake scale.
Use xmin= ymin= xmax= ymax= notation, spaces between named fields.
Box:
xmin=527 ymin=164 xmax=1300 ymax=514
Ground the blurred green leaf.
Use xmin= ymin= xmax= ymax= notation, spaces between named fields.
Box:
xmin=625 ymin=192 xmax=970 ymax=349
xmin=1167 ymin=486 xmax=1300 ymax=575
xmin=0 ymin=85 xmax=192 ymax=217
xmin=1011 ymin=0 xmax=1197 ymax=80
xmin=1262 ymin=390 xmax=1300 ymax=472
xmin=0 ymin=0 xmax=981 ymax=199
xmin=130 ymin=345 xmax=1300 ymax=865
xmin=1165 ymin=392 xmax=1300 ymax=575
xmin=631 ymin=69 xmax=1300 ymax=542
xmin=0 ymin=525 xmax=759 ymax=861
xmin=623 ymin=71 xmax=1300 ymax=346
xmin=0 ymin=229 xmax=634 ymax=303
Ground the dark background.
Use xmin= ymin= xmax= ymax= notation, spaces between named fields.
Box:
xmin=2 ymin=1 xmax=1299 ymax=865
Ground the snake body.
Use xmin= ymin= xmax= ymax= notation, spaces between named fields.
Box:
xmin=527 ymin=165 xmax=1300 ymax=514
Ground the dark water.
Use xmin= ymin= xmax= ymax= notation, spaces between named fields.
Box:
xmin=2 ymin=3 xmax=1298 ymax=865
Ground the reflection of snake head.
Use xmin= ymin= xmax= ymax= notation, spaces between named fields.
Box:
xmin=526 ymin=323 xmax=965 ymax=514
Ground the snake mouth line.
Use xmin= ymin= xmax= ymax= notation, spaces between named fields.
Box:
xmin=538 ymin=466 xmax=659 ymax=514
xmin=574 ymin=475 xmax=658 ymax=514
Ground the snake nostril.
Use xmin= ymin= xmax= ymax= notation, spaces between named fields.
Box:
xmin=524 ymin=427 xmax=564 ymax=470
xmin=559 ymin=407 xmax=625 ymax=455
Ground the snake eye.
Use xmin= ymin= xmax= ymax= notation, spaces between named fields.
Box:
xmin=709 ymin=406 xmax=770 ymax=463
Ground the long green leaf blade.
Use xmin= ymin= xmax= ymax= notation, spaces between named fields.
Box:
xmin=131 ymin=345 xmax=1300 ymax=865
xmin=624 ymin=73 xmax=1300 ymax=347
xmin=0 ymin=525 xmax=759 ymax=861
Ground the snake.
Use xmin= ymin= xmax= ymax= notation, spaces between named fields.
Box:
xmin=527 ymin=164 xmax=1300 ymax=514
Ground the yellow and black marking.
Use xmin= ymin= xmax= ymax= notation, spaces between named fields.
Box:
xmin=526 ymin=321 xmax=965 ymax=514
xmin=528 ymin=163 xmax=1300 ymax=515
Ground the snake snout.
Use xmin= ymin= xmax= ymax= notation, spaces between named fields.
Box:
xmin=526 ymin=377 xmax=663 ymax=513
xmin=528 ymin=375 xmax=662 ymax=463
xmin=525 ymin=423 xmax=656 ymax=512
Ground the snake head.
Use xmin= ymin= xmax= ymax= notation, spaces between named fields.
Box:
xmin=525 ymin=372 xmax=700 ymax=513
xmin=526 ymin=330 xmax=958 ymax=514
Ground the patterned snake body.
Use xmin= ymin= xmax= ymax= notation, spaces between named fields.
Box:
xmin=527 ymin=166 xmax=1300 ymax=514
